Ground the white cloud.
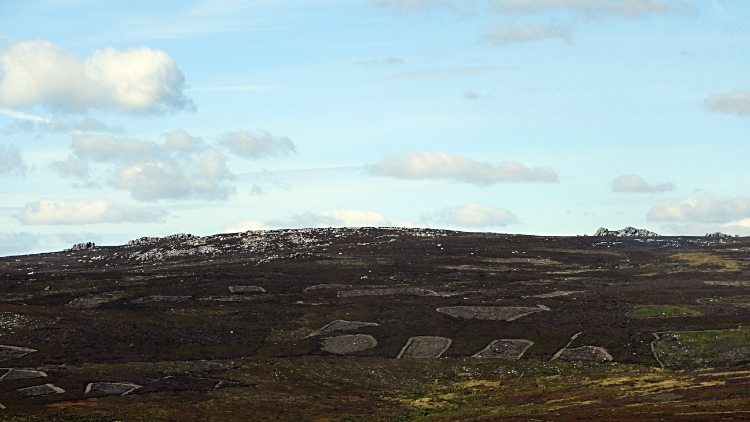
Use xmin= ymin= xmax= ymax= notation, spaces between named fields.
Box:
xmin=487 ymin=0 xmax=693 ymax=17
xmin=0 ymin=144 xmax=26 ymax=176
xmin=72 ymin=134 xmax=159 ymax=162
xmin=222 ymin=219 xmax=271 ymax=233
xmin=57 ymin=132 xmax=235 ymax=201
xmin=222 ymin=130 xmax=297 ymax=159
xmin=267 ymin=209 xmax=392 ymax=229
xmin=0 ymin=108 xmax=124 ymax=134
xmin=647 ymin=194 xmax=750 ymax=224
xmin=0 ymin=40 xmax=194 ymax=114
xmin=111 ymin=148 xmax=234 ymax=201
xmin=50 ymin=155 xmax=89 ymax=178
xmin=368 ymin=151 xmax=558 ymax=185
xmin=611 ymin=174 xmax=675 ymax=193
xmin=16 ymin=198 xmax=166 ymax=225
xmin=483 ymin=24 xmax=571 ymax=46
xmin=436 ymin=203 xmax=517 ymax=227
xmin=705 ymin=89 xmax=750 ymax=115
xmin=163 ymin=129 xmax=204 ymax=152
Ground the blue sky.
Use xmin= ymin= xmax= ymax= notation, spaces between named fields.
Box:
xmin=1 ymin=0 xmax=749 ymax=255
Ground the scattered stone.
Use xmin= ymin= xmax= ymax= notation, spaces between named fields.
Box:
xmin=593 ymin=227 xmax=659 ymax=237
xmin=131 ymin=295 xmax=190 ymax=304
xmin=472 ymin=339 xmax=534 ymax=359
xmin=304 ymin=284 xmax=351 ymax=292
xmin=85 ymin=382 xmax=142 ymax=395
xmin=321 ymin=334 xmax=377 ymax=354
xmin=437 ymin=305 xmax=550 ymax=321
xmin=66 ymin=291 xmax=129 ymax=308
xmin=1 ymin=369 xmax=47 ymax=381
xmin=306 ymin=320 xmax=380 ymax=338
xmin=0 ymin=403 xmax=4 ymax=409
xmin=199 ymin=296 xmax=254 ymax=302
xmin=397 ymin=336 xmax=452 ymax=358
xmin=338 ymin=287 xmax=437 ymax=298
xmin=530 ymin=290 xmax=583 ymax=299
xmin=17 ymin=384 xmax=65 ymax=397
xmin=0 ymin=346 xmax=37 ymax=361
xmin=558 ymin=346 xmax=613 ymax=363
xmin=228 ymin=286 xmax=266 ymax=293
xmin=65 ymin=242 xmax=95 ymax=251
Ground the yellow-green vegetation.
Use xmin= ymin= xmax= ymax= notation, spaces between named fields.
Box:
xmin=628 ymin=305 xmax=703 ymax=319
xmin=669 ymin=253 xmax=741 ymax=272
xmin=653 ymin=328 xmax=750 ymax=368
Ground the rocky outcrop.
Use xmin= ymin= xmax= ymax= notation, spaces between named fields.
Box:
xmin=127 ymin=233 xmax=193 ymax=246
xmin=593 ymin=227 xmax=659 ymax=237
xmin=66 ymin=242 xmax=95 ymax=251
xmin=706 ymin=232 xmax=735 ymax=237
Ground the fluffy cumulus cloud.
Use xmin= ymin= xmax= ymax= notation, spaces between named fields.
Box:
xmin=483 ymin=24 xmax=571 ymax=45
xmin=704 ymin=89 xmax=750 ymax=116
xmin=611 ymin=174 xmax=675 ymax=193
xmin=111 ymin=149 xmax=233 ymax=201
xmin=221 ymin=130 xmax=296 ymax=159
xmin=368 ymin=151 xmax=558 ymax=185
xmin=647 ymin=195 xmax=750 ymax=224
xmin=0 ymin=143 xmax=26 ymax=176
xmin=16 ymin=198 xmax=166 ymax=225
xmin=0 ymin=40 xmax=194 ymax=114
xmin=52 ymin=131 xmax=235 ymax=201
xmin=436 ymin=203 xmax=517 ymax=228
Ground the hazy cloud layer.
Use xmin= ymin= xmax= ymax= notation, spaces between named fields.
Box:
xmin=0 ymin=40 xmax=194 ymax=114
xmin=0 ymin=108 xmax=123 ymax=134
xmin=487 ymin=0 xmax=693 ymax=17
xmin=436 ymin=203 xmax=517 ymax=227
xmin=224 ymin=209 xmax=393 ymax=232
xmin=369 ymin=151 xmax=558 ymax=185
xmin=268 ymin=209 xmax=392 ymax=228
xmin=705 ymin=89 xmax=750 ymax=115
xmin=54 ymin=131 xmax=235 ymax=201
xmin=0 ymin=230 xmax=39 ymax=256
xmin=16 ymin=198 xmax=166 ymax=225
xmin=611 ymin=174 xmax=675 ymax=193
xmin=222 ymin=130 xmax=297 ymax=159
xmin=0 ymin=143 xmax=26 ymax=176
xmin=647 ymin=195 xmax=750 ymax=224
xmin=463 ymin=90 xmax=496 ymax=100
xmin=483 ymin=24 xmax=571 ymax=46
xmin=355 ymin=57 xmax=405 ymax=66
xmin=375 ymin=0 xmax=691 ymax=16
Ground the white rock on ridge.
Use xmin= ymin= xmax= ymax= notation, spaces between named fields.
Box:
xmin=593 ymin=227 xmax=660 ymax=237
xmin=65 ymin=242 xmax=95 ymax=251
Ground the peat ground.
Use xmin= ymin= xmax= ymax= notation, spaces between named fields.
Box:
xmin=1 ymin=228 xmax=750 ymax=420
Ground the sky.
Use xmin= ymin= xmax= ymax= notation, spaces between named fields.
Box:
xmin=1 ymin=0 xmax=749 ymax=256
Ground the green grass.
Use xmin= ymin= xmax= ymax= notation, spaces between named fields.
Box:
xmin=653 ymin=328 xmax=750 ymax=367
xmin=627 ymin=305 xmax=702 ymax=319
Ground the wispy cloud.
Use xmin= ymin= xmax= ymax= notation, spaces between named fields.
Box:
xmin=611 ymin=174 xmax=675 ymax=193
xmin=16 ymin=198 xmax=166 ymax=225
xmin=381 ymin=66 xmax=514 ymax=81
xmin=221 ymin=130 xmax=297 ymax=159
xmin=482 ymin=23 xmax=571 ymax=46
xmin=705 ymin=89 xmax=750 ymax=115
xmin=0 ymin=144 xmax=26 ymax=176
xmin=434 ymin=202 xmax=517 ymax=228
xmin=368 ymin=151 xmax=558 ymax=185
